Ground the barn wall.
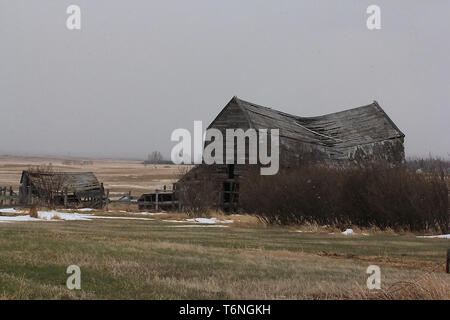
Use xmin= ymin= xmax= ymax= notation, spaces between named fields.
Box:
xmin=346 ymin=137 xmax=405 ymax=164
xmin=277 ymin=136 xmax=405 ymax=165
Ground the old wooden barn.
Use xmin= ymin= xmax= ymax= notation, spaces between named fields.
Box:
xmin=175 ymin=96 xmax=405 ymax=211
xmin=19 ymin=171 xmax=105 ymax=208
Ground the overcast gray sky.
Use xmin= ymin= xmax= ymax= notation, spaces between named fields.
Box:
xmin=0 ymin=1 xmax=449 ymax=159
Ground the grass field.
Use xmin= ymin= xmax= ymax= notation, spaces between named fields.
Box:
xmin=0 ymin=156 xmax=448 ymax=300
xmin=0 ymin=216 xmax=448 ymax=300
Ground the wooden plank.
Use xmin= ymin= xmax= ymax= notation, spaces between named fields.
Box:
xmin=447 ymin=249 xmax=450 ymax=274
xmin=105 ymin=189 xmax=110 ymax=211
xmin=9 ymin=187 xmax=13 ymax=206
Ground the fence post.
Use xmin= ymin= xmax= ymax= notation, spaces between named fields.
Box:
xmin=9 ymin=186 xmax=13 ymax=206
xmin=100 ymin=183 xmax=105 ymax=209
xmin=64 ymin=192 xmax=68 ymax=209
xmin=171 ymin=189 xmax=175 ymax=212
xmin=446 ymin=249 xmax=450 ymax=274
xmin=155 ymin=190 xmax=159 ymax=212
xmin=27 ymin=186 xmax=32 ymax=205
xmin=105 ymin=189 xmax=110 ymax=211
xmin=230 ymin=182 xmax=235 ymax=213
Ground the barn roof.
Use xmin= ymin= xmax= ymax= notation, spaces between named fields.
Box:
xmin=229 ymin=96 xmax=404 ymax=148
xmin=20 ymin=171 xmax=101 ymax=192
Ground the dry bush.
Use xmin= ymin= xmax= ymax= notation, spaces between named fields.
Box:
xmin=177 ymin=181 xmax=219 ymax=217
xmin=240 ymin=163 xmax=449 ymax=232
xmin=240 ymin=165 xmax=344 ymax=226
xmin=28 ymin=206 xmax=39 ymax=218
xmin=27 ymin=165 xmax=67 ymax=208
xmin=176 ymin=166 xmax=221 ymax=217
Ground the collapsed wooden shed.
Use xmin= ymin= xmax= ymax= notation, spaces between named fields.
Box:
xmin=19 ymin=171 xmax=104 ymax=208
xmin=175 ymin=96 xmax=405 ymax=211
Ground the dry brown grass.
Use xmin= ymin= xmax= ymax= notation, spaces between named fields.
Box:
xmin=28 ymin=206 xmax=38 ymax=218
xmin=290 ymin=223 xmax=416 ymax=236
xmin=157 ymin=212 xmax=190 ymax=220
xmin=208 ymin=211 xmax=263 ymax=227
xmin=348 ymin=273 xmax=450 ymax=300
xmin=294 ymin=273 xmax=450 ymax=300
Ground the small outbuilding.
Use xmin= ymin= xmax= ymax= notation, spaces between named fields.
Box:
xmin=19 ymin=171 xmax=104 ymax=208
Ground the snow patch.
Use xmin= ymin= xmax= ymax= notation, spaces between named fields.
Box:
xmin=342 ymin=229 xmax=355 ymax=235
xmin=0 ymin=215 xmax=40 ymax=222
xmin=168 ymin=224 xmax=229 ymax=228
xmin=186 ymin=218 xmax=233 ymax=224
xmin=0 ymin=210 xmax=92 ymax=222
xmin=0 ymin=208 xmax=24 ymax=214
xmin=0 ymin=211 xmax=156 ymax=223
xmin=77 ymin=208 xmax=94 ymax=212
xmin=89 ymin=216 xmax=154 ymax=221
xmin=417 ymin=234 xmax=450 ymax=239
xmin=138 ymin=212 xmax=165 ymax=216
xmin=38 ymin=211 xmax=92 ymax=221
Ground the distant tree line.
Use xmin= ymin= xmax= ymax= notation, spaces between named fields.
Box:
xmin=406 ymin=156 xmax=450 ymax=174
xmin=143 ymin=151 xmax=173 ymax=165
xmin=61 ymin=160 xmax=94 ymax=166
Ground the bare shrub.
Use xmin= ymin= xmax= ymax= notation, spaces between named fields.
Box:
xmin=177 ymin=181 xmax=219 ymax=217
xmin=176 ymin=165 xmax=220 ymax=217
xmin=26 ymin=165 xmax=68 ymax=208
xmin=240 ymin=163 xmax=449 ymax=232
xmin=28 ymin=206 xmax=39 ymax=218
xmin=51 ymin=214 xmax=62 ymax=220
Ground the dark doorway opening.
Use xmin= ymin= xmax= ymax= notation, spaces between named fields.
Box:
xmin=227 ymin=164 xmax=235 ymax=179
